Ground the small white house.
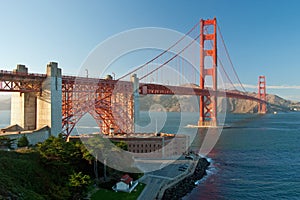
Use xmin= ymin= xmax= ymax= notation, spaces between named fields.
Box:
xmin=112 ymin=174 xmax=138 ymax=193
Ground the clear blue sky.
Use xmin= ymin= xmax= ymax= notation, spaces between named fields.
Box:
xmin=1 ymin=0 xmax=300 ymax=100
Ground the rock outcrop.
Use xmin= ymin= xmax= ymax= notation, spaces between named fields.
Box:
xmin=162 ymin=158 xmax=210 ymax=200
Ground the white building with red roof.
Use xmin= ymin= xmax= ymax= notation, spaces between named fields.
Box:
xmin=112 ymin=174 xmax=139 ymax=193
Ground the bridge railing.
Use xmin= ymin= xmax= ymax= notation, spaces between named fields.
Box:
xmin=0 ymin=70 xmax=47 ymax=78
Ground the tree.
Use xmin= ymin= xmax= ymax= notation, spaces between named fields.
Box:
xmin=84 ymin=136 xmax=122 ymax=182
xmin=69 ymin=171 xmax=91 ymax=187
xmin=69 ymin=171 xmax=91 ymax=199
xmin=17 ymin=135 xmax=29 ymax=147
xmin=37 ymin=134 xmax=95 ymax=169
xmin=79 ymin=142 xmax=94 ymax=164
xmin=83 ymin=136 xmax=134 ymax=182
xmin=37 ymin=135 xmax=66 ymax=161
xmin=33 ymin=135 xmax=94 ymax=199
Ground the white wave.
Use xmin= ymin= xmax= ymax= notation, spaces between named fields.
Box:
xmin=197 ymin=154 xmax=213 ymax=164
xmin=206 ymin=157 xmax=213 ymax=163
xmin=195 ymin=157 xmax=218 ymax=185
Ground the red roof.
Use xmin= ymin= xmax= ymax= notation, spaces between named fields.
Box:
xmin=121 ymin=174 xmax=133 ymax=184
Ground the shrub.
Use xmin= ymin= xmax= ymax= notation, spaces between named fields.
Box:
xmin=17 ymin=135 xmax=29 ymax=147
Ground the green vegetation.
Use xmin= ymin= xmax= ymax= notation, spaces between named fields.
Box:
xmin=69 ymin=171 xmax=91 ymax=198
xmin=112 ymin=140 xmax=128 ymax=151
xmin=17 ymin=135 xmax=29 ymax=147
xmin=0 ymin=135 xmax=142 ymax=200
xmin=0 ymin=135 xmax=93 ymax=199
xmin=0 ymin=150 xmax=46 ymax=199
xmin=91 ymin=183 xmax=146 ymax=200
xmin=84 ymin=136 xmax=131 ymax=182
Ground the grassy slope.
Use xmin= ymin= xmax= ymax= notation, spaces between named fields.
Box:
xmin=0 ymin=149 xmax=67 ymax=200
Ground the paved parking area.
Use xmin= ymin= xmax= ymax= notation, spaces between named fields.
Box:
xmin=137 ymin=158 xmax=194 ymax=200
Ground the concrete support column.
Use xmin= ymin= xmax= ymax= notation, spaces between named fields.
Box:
xmin=37 ymin=62 xmax=62 ymax=136
xmin=131 ymin=74 xmax=139 ymax=133
xmin=11 ymin=65 xmax=37 ymax=130
xmin=11 ymin=93 xmax=37 ymax=130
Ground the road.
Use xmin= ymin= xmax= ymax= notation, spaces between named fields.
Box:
xmin=137 ymin=158 xmax=193 ymax=200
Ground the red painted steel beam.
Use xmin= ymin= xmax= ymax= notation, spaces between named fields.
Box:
xmin=61 ymin=77 xmax=134 ymax=137
xmin=0 ymin=70 xmax=45 ymax=92
xmin=258 ymin=76 xmax=267 ymax=113
xmin=139 ymin=83 xmax=265 ymax=103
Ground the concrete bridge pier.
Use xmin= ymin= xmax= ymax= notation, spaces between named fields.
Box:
xmin=37 ymin=62 xmax=62 ymax=136
xmin=10 ymin=62 xmax=62 ymax=136
xmin=11 ymin=65 xmax=37 ymax=130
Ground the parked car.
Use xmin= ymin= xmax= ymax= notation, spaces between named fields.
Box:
xmin=185 ymin=155 xmax=194 ymax=160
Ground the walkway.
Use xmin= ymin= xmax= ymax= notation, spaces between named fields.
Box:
xmin=137 ymin=158 xmax=195 ymax=200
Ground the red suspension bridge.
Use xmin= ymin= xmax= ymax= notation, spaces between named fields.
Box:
xmin=0 ymin=18 xmax=267 ymax=137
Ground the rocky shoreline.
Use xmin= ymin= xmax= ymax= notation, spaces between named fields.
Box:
xmin=162 ymin=158 xmax=210 ymax=200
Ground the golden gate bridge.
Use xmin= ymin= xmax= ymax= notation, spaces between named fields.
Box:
xmin=0 ymin=18 xmax=267 ymax=138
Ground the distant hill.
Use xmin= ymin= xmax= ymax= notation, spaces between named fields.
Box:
xmin=139 ymin=91 xmax=300 ymax=113
xmin=220 ymin=92 xmax=300 ymax=113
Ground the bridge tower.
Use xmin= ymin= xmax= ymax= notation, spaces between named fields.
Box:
xmin=198 ymin=18 xmax=218 ymax=126
xmin=37 ymin=62 xmax=62 ymax=136
xmin=258 ymin=75 xmax=267 ymax=114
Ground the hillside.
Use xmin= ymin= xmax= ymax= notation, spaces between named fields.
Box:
xmin=0 ymin=136 xmax=94 ymax=200
xmin=0 ymin=150 xmax=63 ymax=199
xmin=0 ymin=135 xmax=142 ymax=200
xmin=139 ymin=92 xmax=300 ymax=113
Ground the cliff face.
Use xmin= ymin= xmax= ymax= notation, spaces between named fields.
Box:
xmin=218 ymin=96 xmax=258 ymax=113
xmin=224 ymin=92 xmax=300 ymax=113
xmin=140 ymin=92 xmax=300 ymax=113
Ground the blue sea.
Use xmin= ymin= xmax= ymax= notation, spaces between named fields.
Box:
xmin=1 ymin=110 xmax=299 ymax=199
xmin=184 ymin=112 xmax=300 ymax=200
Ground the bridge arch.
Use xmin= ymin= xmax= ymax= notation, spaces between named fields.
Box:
xmin=62 ymin=77 xmax=134 ymax=137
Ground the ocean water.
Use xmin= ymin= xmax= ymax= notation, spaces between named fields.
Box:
xmin=184 ymin=112 xmax=300 ymax=200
